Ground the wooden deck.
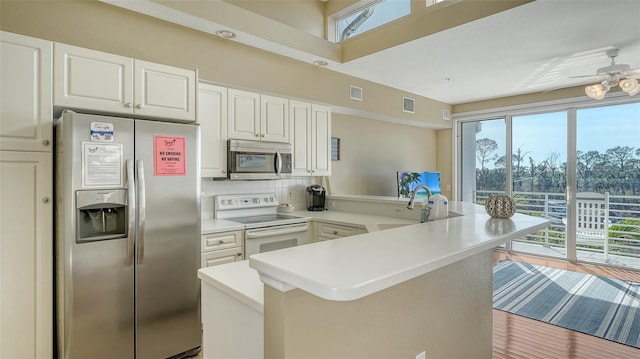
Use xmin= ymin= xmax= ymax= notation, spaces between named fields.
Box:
xmin=493 ymin=251 xmax=640 ymax=358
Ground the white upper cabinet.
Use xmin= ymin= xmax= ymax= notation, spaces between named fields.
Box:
xmin=133 ymin=60 xmax=196 ymax=122
xmin=197 ymin=83 xmax=228 ymax=178
xmin=227 ymin=89 xmax=259 ymax=140
xmin=54 ymin=43 xmax=195 ymax=122
xmin=291 ymin=101 xmax=331 ymax=176
xmin=311 ymin=104 xmax=331 ymax=176
xmin=261 ymin=94 xmax=289 ymax=143
xmin=228 ymin=89 xmax=289 ymax=143
xmin=0 ymin=31 xmax=53 ymax=152
xmin=54 ymin=43 xmax=133 ymax=114
xmin=291 ymin=100 xmax=312 ymax=176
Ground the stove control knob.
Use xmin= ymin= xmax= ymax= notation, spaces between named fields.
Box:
xmin=221 ymin=200 xmax=227 ymax=205
xmin=253 ymin=198 xmax=260 ymax=204
xmin=228 ymin=200 xmax=235 ymax=205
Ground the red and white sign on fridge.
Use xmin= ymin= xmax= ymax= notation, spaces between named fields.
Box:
xmin=154 ymin=135 xmax=186 ymax=176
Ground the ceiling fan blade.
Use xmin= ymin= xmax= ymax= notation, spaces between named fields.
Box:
xmin=624 ymin=67 xmax=640 ymax=74
xmin=569 ymin=75 xmax=599 ymax=79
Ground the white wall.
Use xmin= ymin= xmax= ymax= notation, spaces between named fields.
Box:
xmin=330 ymin=113 xmax=437 ymax=197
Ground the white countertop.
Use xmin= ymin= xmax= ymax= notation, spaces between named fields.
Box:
xmin=201 ymin=218 xmax=245 ymax=234
xmin=249 ymin=201 xmax=549 ymax=302
xmin=290 ymin=210 xmax=417 ymax=232
xmin=198 ymin=260 xmax=264 ymax=313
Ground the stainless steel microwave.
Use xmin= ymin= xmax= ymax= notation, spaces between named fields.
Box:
xmin=227 ymin=140 xmax=292 ymax=180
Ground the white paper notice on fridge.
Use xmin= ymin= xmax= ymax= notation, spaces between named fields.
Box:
xmin=82 ymin=142 xmax=123 ymax=187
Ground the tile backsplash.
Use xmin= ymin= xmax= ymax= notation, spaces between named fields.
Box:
xmin=201 ymin=177 xmax=315 ymax=218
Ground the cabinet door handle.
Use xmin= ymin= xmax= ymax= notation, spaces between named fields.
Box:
xmin=236 ymin=253 xmax=242 ymax=257
xmin=42 ymin=197 xmax=50 ymax=203
xmin=261 ymin=134 xmax=265 ymax=137
xmin=125 ymin=102 xmax=132 ymax=108
xmin=333 ymin=230 xmax=338 ymax=235
xmin=42 ymin=139 xmax=50 ymax=146
xmin=255 ymin=133 xmax=260 ymax=137
xmin=136 ymin=104 xmax=143 ymax=109
xmin=218 ymin=240 xmax=225 ymax=244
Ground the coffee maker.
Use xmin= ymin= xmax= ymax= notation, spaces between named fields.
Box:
xmin=305 ymin=185 xmax=326 ymax=211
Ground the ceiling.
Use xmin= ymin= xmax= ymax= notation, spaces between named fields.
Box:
xmin=104 ymin=0 xmax=640 ymax=105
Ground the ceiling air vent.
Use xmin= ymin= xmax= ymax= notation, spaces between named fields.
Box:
xmin=403 ymin=97 xmax=415 ymax=113
xmin=350 ymin=86 xmax=363 ymax=101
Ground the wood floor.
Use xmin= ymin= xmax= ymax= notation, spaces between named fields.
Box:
xmin=493 ymin=251 xmax=640 ymax=358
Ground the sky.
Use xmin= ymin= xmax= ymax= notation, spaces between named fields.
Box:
xmin=474 ymin=101 xmax=640 ymax=168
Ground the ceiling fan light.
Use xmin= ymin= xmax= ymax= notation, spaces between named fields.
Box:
xmin=619 ymin=78 xmax=639 ymax=94
xmin=585 ymin=84 xmax=607 ymax=100
xmin=628 ymin=85 xmax=640 ymax=96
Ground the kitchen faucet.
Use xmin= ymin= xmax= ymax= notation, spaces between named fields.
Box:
xmin=406 ymin=185 xmax=432 ymax=210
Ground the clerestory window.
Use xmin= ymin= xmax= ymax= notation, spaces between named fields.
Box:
xmin=335 ymin=0 xmax=411 ymax=42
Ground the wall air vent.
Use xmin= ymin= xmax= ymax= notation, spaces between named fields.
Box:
xmin=350 ymin=86 xmax=363 ymax=101
xmin=403 ymin=96 xmax=415 ymax=113
xmin=443 ymin=109 xmax=451 ymax=120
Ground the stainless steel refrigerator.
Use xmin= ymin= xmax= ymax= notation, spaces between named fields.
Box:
xmin=54 ymin=111 xmax=201 ymax=359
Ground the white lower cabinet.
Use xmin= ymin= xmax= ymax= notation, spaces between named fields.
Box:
xmin=201 ymin=230 xmax=244 ymax=268
xmin=316 ymin=221 xmax=367 ymax=242
xmin=0 ymin=151 xmax=53 ymax=359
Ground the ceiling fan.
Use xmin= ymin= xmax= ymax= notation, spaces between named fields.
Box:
xmin=572 ymin=49 xmax=640 ymax=100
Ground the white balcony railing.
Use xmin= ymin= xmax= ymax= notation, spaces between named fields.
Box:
xmin=474 ymin=191 xmax=640 ymax=268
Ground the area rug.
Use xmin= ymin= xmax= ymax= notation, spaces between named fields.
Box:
xmin=493 ymin=260 xmax=640 ymax=348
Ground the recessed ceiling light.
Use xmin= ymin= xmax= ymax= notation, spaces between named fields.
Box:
xmin=313 ymin=60 xmax=328 ymax=67
xmin=215 ymin=30 xmax=236 ymax=39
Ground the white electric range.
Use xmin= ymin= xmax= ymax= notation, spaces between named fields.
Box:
xmin=214 ymin=193 xmax=310 ymax=256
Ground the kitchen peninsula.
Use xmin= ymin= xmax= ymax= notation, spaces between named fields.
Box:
xmin=201 ymin=199 xmax=549 ymax=359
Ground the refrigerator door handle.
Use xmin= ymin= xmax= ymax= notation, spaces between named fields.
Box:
xmin=136 ymin=159 xmax=146 ymax=265
xmin=126 ymin=159 xmax=136 ymax=267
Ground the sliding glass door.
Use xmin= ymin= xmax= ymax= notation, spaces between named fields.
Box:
xmin=575 ymin=102 xmax=640 ymax=266
xmin=457 ymin=100 xmax=640 ymax=269
xmin=510 ymin=112 xmax=567 ymax=258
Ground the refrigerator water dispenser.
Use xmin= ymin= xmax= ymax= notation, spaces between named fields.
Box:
xmin=76 ymin=189 xmax=127 ymax=242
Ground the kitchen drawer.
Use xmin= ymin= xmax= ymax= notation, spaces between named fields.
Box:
xmin=202 ymin=230 xmax=243 ymax=252
xmin=201 ymin=248 xmax=243 ymax=268
xmin=316 ymin=222 xmax=367 ymax=240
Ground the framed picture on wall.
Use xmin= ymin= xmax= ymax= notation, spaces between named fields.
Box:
xmin=331 ymin=137 xmax=340 ymax=161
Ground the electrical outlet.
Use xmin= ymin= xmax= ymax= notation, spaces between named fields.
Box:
xmin=446 ymin=184 xmax=451 ymax=192
xmin=393 ymin=207 xmax=403 ymax=215
xmin=416 ymin=351 xmax=426 ymax=359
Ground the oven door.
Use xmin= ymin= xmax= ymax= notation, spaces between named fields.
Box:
xmin=244 ymin=222 xmax=310 ymax=257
